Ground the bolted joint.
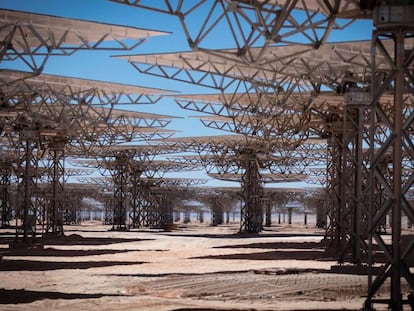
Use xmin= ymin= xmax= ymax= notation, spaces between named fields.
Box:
xmin=236 ymin=47 xmax=247 ymax=57
xmin=187 ymin=38 xmax=199 ymax=51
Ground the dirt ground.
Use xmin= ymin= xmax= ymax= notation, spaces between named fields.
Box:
xmin=0 ymin=221 xmax=392 ymax=311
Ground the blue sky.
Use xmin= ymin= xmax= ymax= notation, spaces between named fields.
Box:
xmin=0 ymin=0 xmax=374 ymax=189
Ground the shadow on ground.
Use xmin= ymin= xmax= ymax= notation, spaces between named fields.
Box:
xmin=172 ymin=309 xmax=259 ymax=311
xmin=105 ymin=268 xmax=330 ymax=278
xmin=0 ymin=288 xmax=124 ymax=304
xmin=160 ymin=232 xmax=325 ymax=240
xmin=214 ymin=241 xmax=322 ymax=249
xmin=192 ymin=249 xmax=336 ymax=261
xmin=0 ymin=233 xmax=152 ymax=246
xmin=0 ymin=248 xmax=164 ymax=257
xmin=210 ymin=241 xmax=388 ymax=265
xmin=0 ymin=259 xmax=144 ymax=271
xmin=172 ymin=309 xmax=358 ymax=311
xmin=39 ymin=234 xmax=151 ymax=246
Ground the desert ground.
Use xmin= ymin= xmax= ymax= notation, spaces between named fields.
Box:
xmin=0 ymin=217 xmax=393 ymax=311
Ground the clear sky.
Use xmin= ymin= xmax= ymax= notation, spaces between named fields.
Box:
xmin=0 ymin=0 xmax=374 ymax=189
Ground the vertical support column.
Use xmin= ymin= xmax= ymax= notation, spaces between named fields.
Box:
xmin=350 ymin=105 xmax=364 ymax=264
xmin=139 ymin=184 xmax=153 ymax=227
xmin=324 ymin=118 xmax=343 ymax=250
xmin=0 ymin=160 xmax=12 ymax=228
xmin=145 ymin=184 xmax=161 ymax=228
xmin=111 ymin=154 xmax=128 ymax=231
xmin=63 ymin=190 xmax=80 ymax=224
xmin=239 ymin=148 xmax=263 ymax=233
xmin=287 ymin=206 xmax=293 ymax=225
xmin=160 ymin=194 xmax=174 ymax=229
xmin=103 ymin=195 xmax=113 ymax=225
xmin=129 ymin=170 xmax=142 ymax=228
xmin=211 ymin=198 xmax=223 ymax=226
xmin=316 ymin=190 xmax=328 ymax=228
xmin=365 ymin=5 xmax=414 ymax=310
xmin=264 ymin=199 xmax=272 ymax=227
xmin=15 ymin=131 xmax=40 ymax=243
xmin=45 ymin=142 xmax=65 ymax=235
xmin=339 ymin=89 xmax=371 ymax=264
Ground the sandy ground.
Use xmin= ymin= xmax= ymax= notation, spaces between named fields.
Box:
xmin=0 ymin=221 xmax=392 ymax=310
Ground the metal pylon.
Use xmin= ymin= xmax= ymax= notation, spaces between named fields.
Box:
xmin=0 ymin=159 xmax=12 ymax=228
xmin=15 ymin=132 xmax=40 ymax=242
xmin=157 ymin=193 xmax=174 ymax=229
xmin=111 ymin=155 xmax=129 ymax=231
xmin=211 ymin=198 xmax=224 ymax=226
xmin=364 ymin=5 xmax=414 ymax=309
xmin=128 ymin=171 xmax=143 ymax=228
xmin=45 ymin=143 xmax=65 ymax=235
xmin=338 ymin=89 xmax=371 ymax=264
xmin=239 ymin=148 xmax=263 ymax=233
xmin=264 ymin=198 xmax=272 ymax=227
xmin=324 ymin=119 xmax=343 ymax=249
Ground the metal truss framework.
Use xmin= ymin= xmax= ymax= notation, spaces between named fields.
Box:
xmin=119 ymin=43 xmax=374 ymax=234
xmin=120 ymin=37 xmax=379 ymax=93
xmin=331 ymin=89 xmax=371 ymax=264
xmin=117 ymin=33 xmax=376 ymax=237
xmin=117 ymin=40 xmax=377 ymax=240
xmin=239 ymin=147 xmax=263 ymax=232
xmin=62 ymin=183 xmax=105 ymax=224
xmin=163 ymin=136 xmax=263 ymax=232
xmin=163 ymin=134 xmax=325 ymax=232
xmin=165 ymin=89 xmax=327 ymax=233
xmin=364 ymin=8 xmax=414 ymax=310
xmin=0 ymin=150 xmax=15 ymax=228
xmin=78 ymin=144 xmax=201 ymax=230
xmin=196 ymin=186 xmax=317 ymax=227
xmin=0 ymin=72 xmax=175 ymax=240
xmin=0 ymin=9 xmax=167 ymax=81
xmin=107 ymin=1 xmax=414 ymax=308
xmin=109 ymin=0 xmax=359 ymax=65
xmin=0 ymin=9 xmax=172 ymax=237
xmin=173 ymin=93 xmax=315 ymax=149
xmin=79 ymin=174 xmax=206 ymax=229
xmin=191 ymin=187 xmax=228 ymax=225
xmin=118 ymin=39 xmax=377 ymax=131
xmin=1 ymin=1 xmax=412 ymax=308
xmin=44 ymin=144 xmax=65 ymax=235
xmin=143 ymin=178 xmax=206 ymax=229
